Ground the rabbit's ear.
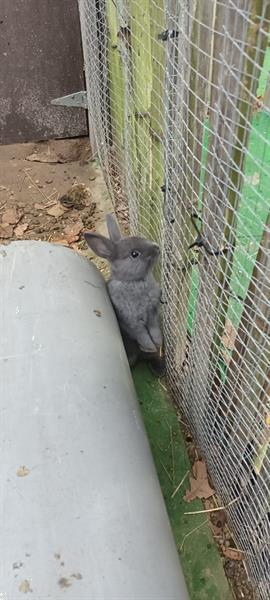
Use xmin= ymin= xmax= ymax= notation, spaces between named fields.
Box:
xmin=84 ymin=232 xmax=114 ymax=259
xmin=106 ymin=214 xmax=122 ymax=242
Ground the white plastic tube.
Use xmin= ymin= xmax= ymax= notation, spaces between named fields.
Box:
xmin=0 ymin=241 xmax=189 ymax=599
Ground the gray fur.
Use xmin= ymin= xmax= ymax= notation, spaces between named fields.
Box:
xmin=84 ymin=215 xmax=162 ymax=357
xmin=106 ymin=214 xmax=122 ymax=242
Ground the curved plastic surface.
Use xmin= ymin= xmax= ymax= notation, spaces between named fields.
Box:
xmin=0 ymin=241 xmax=189 ymax=599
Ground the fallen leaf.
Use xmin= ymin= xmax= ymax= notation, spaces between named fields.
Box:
xmin=71 ymin=573 xmax=83 ymax=580
xmin=221 ymin=545 xmax=243 ymax=561
xmin=26 ymin=150 xmax=61 ymax=164
xmin=63 ymin=220 xmax=83 ymax=237
xmin=94 ymin=309 xmax=102 ymax=317
xmin=34 ymin=203 xmax=45 ymax=210
xmin=184 ymin=460 xmax=215 ymax=502
xmin=222 ymin=320 xmax=236 ymax=351
xmin=14 ymin=223 xmax=28 ymax=237
xmin=53 ymin=238 xmax=70 ymax=247
xmin=66 ymin=234 xmax=79 ymax=243
xmin=2 ymin=207 xmax=18 ymax=224
xmin=210 ymin=522 xmax=224 ymax=536
xmin=0 ymin=185 xmax=8 ymax=192
xmin=19 ymin=579 xmax=32 ymax=593
xmin=46 ymin=204 xmax=66 ymax=218
xmin=0 ymin=224 xmax=14 ymax=238
xmin=16 ymin=466 xmax=30 ymax=477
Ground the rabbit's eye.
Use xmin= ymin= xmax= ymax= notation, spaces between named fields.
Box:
xmin=131 ymin=250 xmax=139 ymax=258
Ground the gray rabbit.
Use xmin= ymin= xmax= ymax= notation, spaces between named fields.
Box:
xmin=84 ymin=214 xmax=165 ymax=376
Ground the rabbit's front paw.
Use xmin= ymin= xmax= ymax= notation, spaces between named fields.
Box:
xmin=138 ymin=340 xmax=157 ymax=353
xmin=149 ymin=327 xmax=162 ymax=348
xmin=136 ymin=331 xmax=157 ymax=353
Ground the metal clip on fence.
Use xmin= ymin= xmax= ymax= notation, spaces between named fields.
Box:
xmin=189 ymin=214 xmax=230 ymax=257
xmin=158 ymin=30 xmax=179 ymax=41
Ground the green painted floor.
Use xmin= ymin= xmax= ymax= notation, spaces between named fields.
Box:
xmin=133 ymin=364 xmax=233 ymax=600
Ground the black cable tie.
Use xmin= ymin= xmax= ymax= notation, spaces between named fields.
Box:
xmin=189 ymin=213 xmax=230 ymax=256
xmin=158 ymin=29 xmax=179 ymax=41
xmin=190 ymin=213 xmax=202 ymax=236
xmin=188 ymin=236 xmax=230 ymax=257
xmin=188 ymin=235 xmax=204 ymax=251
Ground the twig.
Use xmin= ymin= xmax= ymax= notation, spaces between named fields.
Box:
xmin=0 ymin=202 xmax=7 ymax=211
xmin=159 ymin=381 xmax=167 ymax=392
xmin=170 ymin=426 xmax=175 ymax=485
xmin=23 ymin=169 xmax=51 ymax=203
xmin=184 ymin=496 xmax=239 ymax=515
xmin=19 ymin=173 xmax=27 ymax=193
xmin=171 ymin=470 xmax=189 ymax=499
xmin=179 ymin=520 xmax=208 ymax=551
xmin=159 ymin=459 xmax=173 ymax=483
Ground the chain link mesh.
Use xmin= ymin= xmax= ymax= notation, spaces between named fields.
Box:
xmin=79 ymin=1 xmax=270 ymax=596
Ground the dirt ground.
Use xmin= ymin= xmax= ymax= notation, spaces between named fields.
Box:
xmin=0 ymin=137 xmax=112 ymax=270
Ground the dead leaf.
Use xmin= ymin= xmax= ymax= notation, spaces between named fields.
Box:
xmin=94 ymin=310 xmax=102 ymax=317
xmin=16 ymin=465 xmax=30 ymax=477
xmin=2 ymin=207 xmax=18 ymax=224
xmin=34 ymin=203 xmax=45 ymax=210
xmin=26 ymin=150 xmax=61 ymax=164
xmin=46 ymin=204 xmax=66 ymax=218
xmin=66 ymin=234 xmax=79 ymax=243
xmin=53 ymin=238 xmax=70 ymax=247
xmin=184 ymin=460 xmax=215 ymax=502
xmin=63 ymin=220 xmax=83 ymax=237
xmin=71 ymin=573 xmax=83 ymax=580
xmin=14 ymin=223 xmax=28 ymax=237
xmin=0 ymin=224 xmax=14 ymax=238
xmin=221 ymin=545 xmax=243 ymax=561
xmin=19 ymin=579 xmax=32 ymax=593
xmin=222 ymin=320 xmax=236 ymax=351
xmin=210 ymin=522 xmax=224 ymax=537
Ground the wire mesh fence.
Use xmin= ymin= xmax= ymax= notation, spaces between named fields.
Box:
xmin=79 ymin=0 xmax=270 ymax=596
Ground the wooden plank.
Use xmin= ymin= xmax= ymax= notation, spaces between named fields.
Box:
xmin=185 ymin=1 xmax=256 ymax=420
xmin=161 ymin=0 xmax=192 ymax=375
xmin=223 ymin=212 xmax=270 ymax=449
xmin=106 ymin=1 xmax=125 ymax=169
xmin=186 ymin=0 xmax=216 ymax=206
xmin=129 ymin=0 xmax=152 ymax=236
xmin=212 ymin=0 xmax=270 ymax=358
xmin=0 ymin=0 xmax=87 ymax=144
xmin=149 ymin=0 xmax=165 ymax=246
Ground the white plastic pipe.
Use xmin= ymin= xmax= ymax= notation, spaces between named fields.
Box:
xmin=0 ymin=241 xmax=189 ymax=599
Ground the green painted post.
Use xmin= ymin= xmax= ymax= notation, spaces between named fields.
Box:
xmin=129 ymin=0 xmax=153 ymax=236
xmin=149 ymin=0 xmax=165 ymax=245
xmin=106 ymin=1 xmax=125 ymax=170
